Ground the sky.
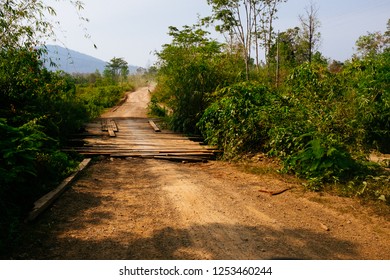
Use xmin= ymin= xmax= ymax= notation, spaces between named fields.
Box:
xmin=45 ymin=0 xmax=390 ymax=68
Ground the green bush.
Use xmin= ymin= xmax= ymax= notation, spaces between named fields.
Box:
xmin=198 ymin=82 xmax=274 ymax=158
xmin=0 ymin=48 xmax=86 ymax=257
xmin=77 ymin=85 xmax=128 ymax=118
xmin=155 ymin=25 xmax=245 ymax=134
xmin=343 ymin=51 xmax=390 ymax=153
xmin=199 ymin=62 xmax=389 ymax=197
xmin=148 ymin=95 xmax=167 ymax=118
xmin=266 ymin=63 xmax=370 ymax=187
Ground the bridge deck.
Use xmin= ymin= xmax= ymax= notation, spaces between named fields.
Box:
xmin=66 ymin=117 xmax=219 ymax=162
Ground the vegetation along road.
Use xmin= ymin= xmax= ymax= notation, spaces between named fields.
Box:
xmin=12 ymin=87 xmax=390 ymax=260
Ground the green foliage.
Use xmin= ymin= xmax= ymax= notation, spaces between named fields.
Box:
xmin=343 ymin=51 xmax=390 ymax=153
xmin=0 ymin=0 xmax=124 ymax=258
xmin=198 ymin=82 xmax=273 ymax=158
xmin=198 ymin=59 xmax=389 ymax=200
xmin=104 ymin=57 xmax=129 ymax=84
xmin=155 ymin=25 xmax=244 ymax=134
xmin=0 ymin=0 xmax=85 ymax=51
xmin=148 ymin=95 xmax=167 ymax=118
xmin=0 ymin=48 xmax=89 ymax=141
xmin=0 ymin=0 xmax=90 ymax=256
xmin=282 ymin=134 xmax=361 ymax=189
xmin=355 ymin=31 xmax=389 ymax=58
xmin=0 ymin=118 xmax=47 ymax=187
xmin=0 ymin=0 xmax=55 ymax=49
xmin=0 ymin=48 xmax=86 ymax=257
xmin=265 ymin=63 xmax=368 ymax=186
xmin=77 ymin=84 xmax=128 ymax=119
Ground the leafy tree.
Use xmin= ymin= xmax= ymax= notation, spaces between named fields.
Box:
xmin=385 ymin=18 xmax=390 ymax=38
xmin=155 ymin=24 xmax=243 ymax=133
xmin=267 ymin=27 xmax=301 ymax=83
xmin=258 ymin=0 xmax=287 ymax=66
xmin=0 ymin=0 xmax=85 ymax=51
xmin=344 ymin=51 xmax=390 ymax=153
xmin=355 ymin=31 xmax=389 ymax=58
xmin=104 ymin=57 xmax=129 ymax=83
xmin=206 ymin=0 xmax=287 ymax=79
xmin=348 ymin=19 xmax=390 ymax=152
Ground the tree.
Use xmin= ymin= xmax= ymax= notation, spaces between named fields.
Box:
xmin=385 ymin=18 xmax=390 ymax=38
xmin=355 ymin=31 xmax=389 ymax=58
xmin=0 ymin=0 xmax=85 ymax=51
xmin=104 ymin=57 xmax=129 ymax=83
xmin=298 ymin=2 xmax=321 ymax=63
xmin=259 ymin=0 xmax=286 ymax=66
xmin=206 ymin=0 xmax=286 ymax=79
xmin=155 ymin=25 xmax=242 ymax=133
xmin=269 ymin=27 xmax=300 ymax=67
xmin=156 ymin=25 xmax=220 ymax=132
xmin=207 ymin=0 xmax=253 ymax=79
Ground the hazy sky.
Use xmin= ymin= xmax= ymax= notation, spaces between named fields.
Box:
xmin=45 ymin=0 xmax=390 ymax=67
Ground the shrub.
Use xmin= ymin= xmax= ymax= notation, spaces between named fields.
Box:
xmin=198 ymin=82 xmax=273 ymax=158
xmin=0 ymin=48 xmax=85 ymax=257
xmin=77 ymin=85 xmax=128 ymax=118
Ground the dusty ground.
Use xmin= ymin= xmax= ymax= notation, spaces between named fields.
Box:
xmin=101 ymin=86 xmax=151 ymax=118
xmin=11 ymin=87 xmax=390 ymax=260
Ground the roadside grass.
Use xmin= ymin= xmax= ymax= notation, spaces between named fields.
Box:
xmin=237 ymin=153 xmax=390 ymax=208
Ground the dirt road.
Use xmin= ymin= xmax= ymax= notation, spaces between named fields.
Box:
xmin=101 ymin=86 xmax=151 ymax=118
xmin=12 ymin=87 xmax=390 ymax=260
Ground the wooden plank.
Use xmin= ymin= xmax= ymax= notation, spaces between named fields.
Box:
xmin=108 ymin=127 xmax=116 ymax=137
xmin=110 ymin=120 xmax=119 ymax=132
xmin=65 ymin=117 xmax=220 ymax=160
xmin=66 ymin=148 xmax=218 ymax=153
xmin=153 ymin=156 xmax=208 ymax=163
xmin=26 ymin=158 xmax=91 ymax=222
xmin=148 ymin=120 xmax=161 ymax=132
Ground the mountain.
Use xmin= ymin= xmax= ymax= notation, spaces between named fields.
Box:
xmin=41 ymin=45 xmax=140 ymax=74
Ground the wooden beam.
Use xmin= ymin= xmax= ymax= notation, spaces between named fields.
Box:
xmin=26 ymin=158 xmax=91 ymax=222
xmin=110 ymin=120 xmax=119 ymax=132
xmin=108 ymin=127 xmax=116 ymax=137
xmin=148 ymin=120 xmax=161 ymax=132
xmin=153 ymin=155 xmax=208 ymax=163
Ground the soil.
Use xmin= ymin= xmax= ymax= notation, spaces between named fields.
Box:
xmin=11 ymin=87 xmax=390 ymax=260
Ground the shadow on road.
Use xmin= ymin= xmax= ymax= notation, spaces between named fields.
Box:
xmin=13 ymin=220 xmax=357 ymax=260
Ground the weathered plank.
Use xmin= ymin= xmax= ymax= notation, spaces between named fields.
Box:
xmin=110 ymin=120 xmax=119 ymax=132
xmin=26 ymin=158 xmax=91 ymax=222
xmin=148 ymin=120 xmax=161 ymax=132
xmin=108 ymin=127 xmax=116 ymax=137
xmin=65 ymin=118 xmax=219 ymax=161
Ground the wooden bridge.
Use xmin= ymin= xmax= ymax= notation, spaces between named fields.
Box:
xmin=65 ymin=87 xmax=220 ymax=162
xmin=65 ymin=117 xmax=219 ymax=162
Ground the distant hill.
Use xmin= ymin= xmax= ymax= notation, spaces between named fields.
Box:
xmin=41 ymin=45 xmax=140 ymax=74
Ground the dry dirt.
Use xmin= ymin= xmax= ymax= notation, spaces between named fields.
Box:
xmin=12 ymin=87 xmax=390 ymax=260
